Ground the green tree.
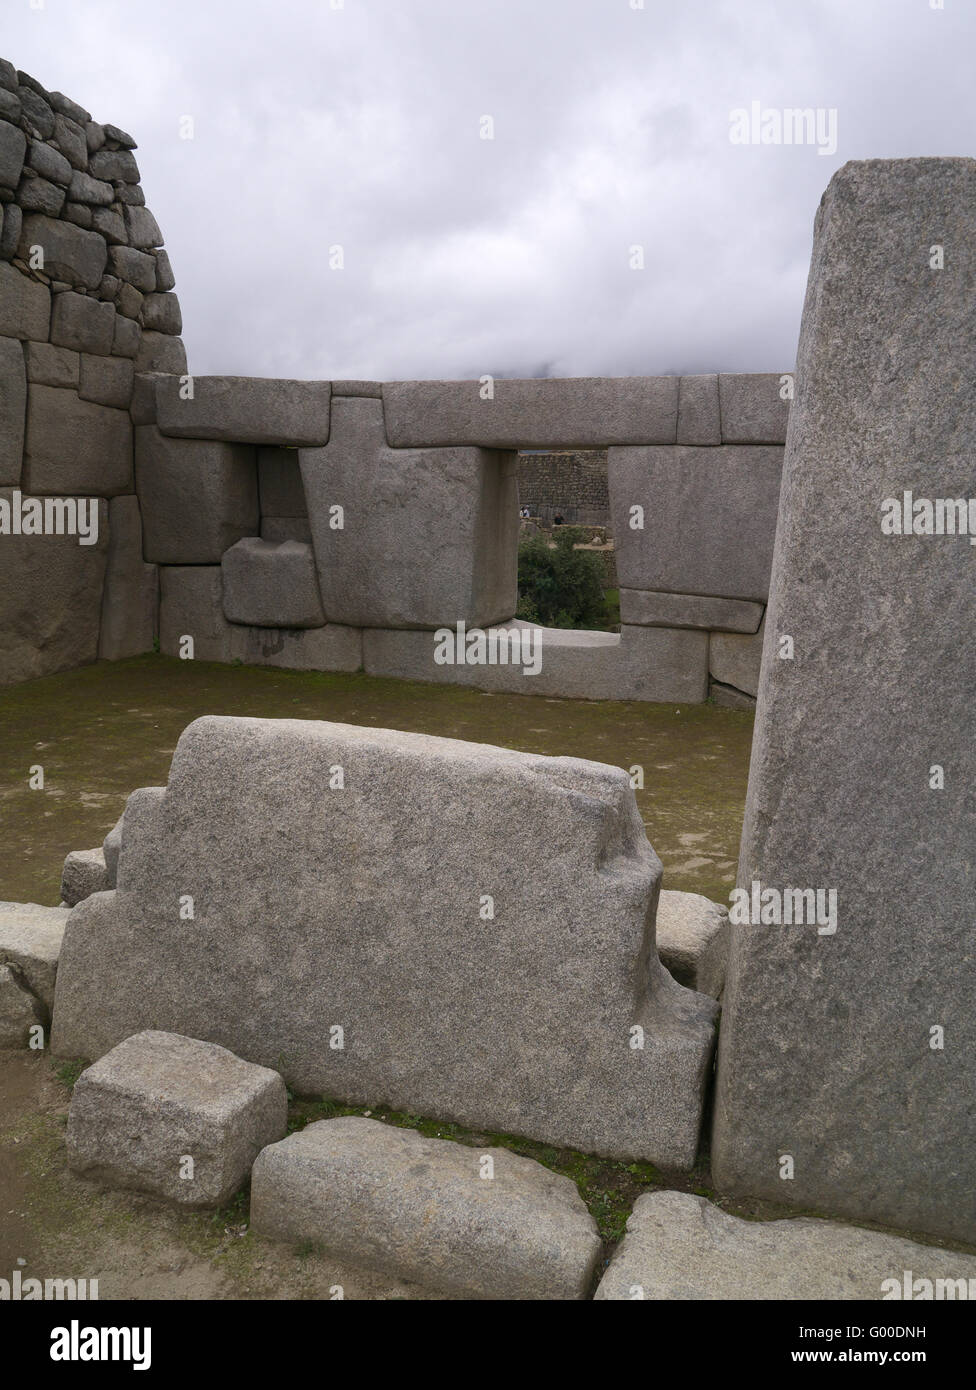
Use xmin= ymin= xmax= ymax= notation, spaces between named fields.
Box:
xmin=516 ymin=527 xmax=612 ymax=630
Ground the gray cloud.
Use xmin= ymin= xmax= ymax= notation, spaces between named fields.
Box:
xmin=6 ymin=0 xmax=974 ymax=378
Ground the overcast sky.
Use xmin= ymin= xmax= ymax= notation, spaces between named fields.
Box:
xmin=5 ymin=0 xmax=974 ymax=380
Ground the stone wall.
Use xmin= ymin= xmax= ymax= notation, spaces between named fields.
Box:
xmin=0 ymin=59 xmax=185 ymax=683
xmin=0 ymin=55 xmax=787 ymax=705
xmin=517 ymin=450 xmax=610 ymax=527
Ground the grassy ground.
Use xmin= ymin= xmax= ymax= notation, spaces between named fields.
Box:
xmin=0 ymin=653 xmax=754 ymax=907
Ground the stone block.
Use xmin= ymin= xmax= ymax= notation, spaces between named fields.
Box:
xmin=0 ymin=964 xmax=43 ymax=1046
xmin=676 ymin=374 xmax=720 ymax=445
xmin=154 ymin=249 xmax=175 ymax=292
xmin=17 ymin=174 xmax=66 ymax=217
xmin=24 ymin=386 xmax=132 ymax=494
xmin=257 ymin=447 xmax=307 ymax=516
xmin=233 ymin=623 xmax=362 ymax=672
xmin=18 ymin=214 xmax=107 ymax=290
xmin=0 ymin=334 xmax=26 ymax=485
xmin=91 ymin=206 xmax=126 ymax=246
xmin=155 ymin=376 xmax=331 ymax=447
xmin=595 ymin=1191 xmax=976 ymax=1300
xmin=712 ymin=160 xmax=976 ymax=1246
xmin=620 ymin=590 xmax=763 ymax=633
xmin=331 ymin=379 xmax=382 ymax=397
xmin=52 ymin=114 xmax=88 ymax=171
xmin=300 ymin=397 xmax=519 ymax=629
xmin=141 ymin=292 xmax=181 ymax=335
xmin=655 ymin=891 xmax=728 ymax=1000
xmin=133 ymin=331 xmax=185 ymax=374
xmin=89 ymin=148 xmax=139 ymax=184
xmin=221 ymin=537 xmax=325 ymax=629
xmin=362 ymin=622 xmax=709 ymax=703
xmin=0 ymin=900 xmax=68 ymax=1014
xmin=251 ymin=1117 xmax=602 ymax=1300
xmin=708 ymin=618 xmax=765 ymax=697
xmin=18 ymin=86 xmax=55 ymax=138
xmin=130 ymin=371 xmax=165 ymax=426
xmin=50 ymin=290 xmax=115 ymax=354
xmin=111 ymin=314 xmax=140 ymax=359
xmin=108 ymin=245 xmax=156 ymax=291
xmin=382 ymin=375 xmax=679 ymax=449
xmin=135 ymin=427 xmax=258 ymax=563
xmin=52 ymin=716 xmax=718 ymax=1166
xmin=123 ymin=205 xmax=161 ymax=247
xmin=27 ymin=139 xmax=71 ymax=186
xmin=79 ymin=353 xmax=134 ymax=409
xmin=66 ymin=1030 xmax=288 ymax=1208
xmin=61 ymin=848 xmax=109 ymax=908
xmin=0 ymin=489 xmax=109 ymax=683
xmin=609 ymin=445 xmax=783 ymax=601
xmin=709 ymin=681 xmax=756 ymax=710
xmin=0 ymin=89 xmax=21 ymax=123
xmin=260 ymin=516 xmax=312 ymax=545
xmin=0 ymin=261 xmax=50 ymax=339
xmin=0 ymin=202 xmax=22 ymax=260
xmin=103 ymin=815 xmax=124 ymax=885
xmin=718 ymin=372 xmax=791 ymax=443
xmin=0 ymin=121 xmax=26 ymax=189
xmin=159 ymin=566 xmax=243 ymax=662
xmin=66 ymin=170 xmax=113 ymax=206
xmin=24 ymin=341 xmax=79 ymax=388
xmin=98 ymin=495 xmax=157 ymax=660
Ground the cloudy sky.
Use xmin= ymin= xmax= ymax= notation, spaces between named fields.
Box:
xmin=5 ymin=0 xmax=973 ymax=380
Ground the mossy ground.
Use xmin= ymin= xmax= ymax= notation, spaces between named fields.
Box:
xmin=0 ymin=652 xmax=753 ymax=906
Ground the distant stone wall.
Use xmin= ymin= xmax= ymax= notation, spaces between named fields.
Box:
xmin=517 ymin=451 xmax=610 ymax=527
xmin=1 ymin=57 xmax=186 ymax=683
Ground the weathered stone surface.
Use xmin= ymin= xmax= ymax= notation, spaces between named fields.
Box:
xmin=257 ymin=447 xmax=307 ymax=516
xmin=18 ymin=214 xmax=106 ymax=289
xmin=27 ymin=139 xmax=71 ymax=186
xmin=116 ymin=183 xmax=146 ymax=207
xmin=17 ymin=173 xmax=66 ymax=217
xmin=233 ymin=622 xmax=362 ymax=672
xmin=595 ymin=1191 xmax=976 ymax=1300
xmin=155 ymin=376 xmax=331 ymax=447
xmin=89 ymin=148 xmax=139 ymax=184
xmin=620 ymin=590 xmax=763 ymax=633
xmin=221 ymin=538 xmax=325 ymax=629
xmin=24 ymin=340 xmax=79 ymax=388
xmin=0 ymin=964 xmax=43 ymax=1046
xmin=0 ymin=121 xmax=26 ymax=189
xmin=107 ymin=244 xmax=155 ymax=290
xmin=111 ymin=313 xmax=140 ymax=358
xmin=133 ymin=330 xmax=185 ymax=374
xmin=159 ymin=566 xmax=242 ymax=662
xmin=260 ymin=516 xmax=312 ymax=545
xmin=61 ymin=849 xmax=109 ymax=908
xmin=52 ymin=716 xmax=718 ymax=1165
xmin=66 ymin=1030 xmax=288 ymax=1208
xmin=53 ymin=115 xmax=88 ymax=171
xmin=123 ymin=204 xmax=161 ymax=248
xmin=116 ymin=282 xmax=143 ymax=320
xmin=135 ymin=427 xmax=258 ymax=563
xmin=709 ymin=681 xmax=756 ymax=710
xmin=79 ymin=353 xmax=134 ymax=409
xmin=0 ymin=201 xmax=21 ymax=259
xmin=103 ymin=123 xmax=136 ymax=148
xmin=252 ymin=1117 xmax=602 ymax=1299
xmin=18 ymin=86 xmax=55 ymax=138
xmin=331 ymin=379 xmax=381 ymax=397
xmin=50 ymin=289 xmax=115 ymax=353
xmin=98 ymin=496 xmax=157 ymax=660
xmin=102 ymin=815 xmax=124 ymax=885
xmin=62 ymin=202 xmax=93 ymax=229
xmin=0 ymin=334 xmax=26 ymax=485
xmin=130 ymin=371 xmax=165 ymax=425
xmin=0 ymin=261 xmax=49 ymax=338
xmin=655 ymin=891 xmax=728 ymax=1000
xmin=66 ymin=170 xmax=113 ymax=205
xmin=609 ymin=445 xmax=782 ymax=601
xmin=141 ymin=292 xmax=181 ymax=335
xmin=84 ymin=121 xmax=105 ymax=154
xmin=676 ymin=374 xmax=721 ymax=445
xmin=0 ymin=901 xmax=68 ymax=1013
xmin=718 ymin=372 xmax=791 ymax=443
xmin=0 ymin=88 xmax=21 ymax=123
xmin=0 ymin=490 xmax=109 ymax=684
xmin=713 ymin=160 xmax=976 ymax=1246
xmin=382 ymin=376 xmax=679 ymax=449
xmin=24 ymin=386 xmax=132 ymax=494
xmin=154 ymin=249 xmax=175 ymax=292
xmin=91 ymin=206 xmax=126 ymax=246
xmin=708 ymin=618 xmax=765 ymax=697
xmin=49 ymin=92 xmax=91 ymax=125
xmin=301 ymin=397 xmax=518 ymax=629
xmin=363 ymin=622 xmax=709 ymax=703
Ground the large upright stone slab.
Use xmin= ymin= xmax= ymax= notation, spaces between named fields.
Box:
xmin=608 ymin=445 xmax=782 ymax=601
xmin=0 ymin=334 xmax=26 ymax=485
xmin=135 ymin=426 xmax=258 ymax=562
xmin=300 ymin=397 xmax=519 ymax=629
xmin=52 ymin=716 xmax=717 ymax=1167
xmin=713 ymin=160 xmax=976 ymax=1246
